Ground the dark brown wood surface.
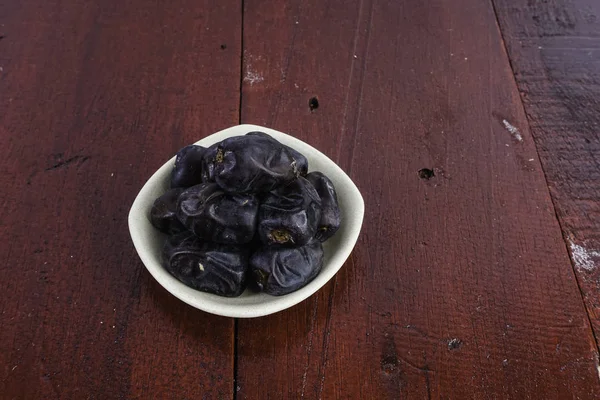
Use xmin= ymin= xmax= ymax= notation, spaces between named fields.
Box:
xmin=492 ymin=0 xmax=600 ymax=349
xmin=0 ymin=0 xmax=240 ymax=398
xmin=237 ymin=0 xmax=600 ymax=398
xmin=1 ymin=0 xmax=600 ymax=399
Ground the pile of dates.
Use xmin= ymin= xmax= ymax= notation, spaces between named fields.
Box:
xmin=150 ymin=131 xmax=341 ymax=297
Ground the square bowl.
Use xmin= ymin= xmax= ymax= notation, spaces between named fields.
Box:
xmin=128 ymin=124 xmax=364 ymax=318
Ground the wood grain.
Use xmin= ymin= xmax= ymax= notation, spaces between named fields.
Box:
xmin=2 ymin=0 xmax=600 ymax=398
xmin=237 ymin=0 xmax=600 ymax=398
xmin=0 ymin=0 xmax=240 ymax=398
xmin=492 ymin=0 xmax=600 ymax=349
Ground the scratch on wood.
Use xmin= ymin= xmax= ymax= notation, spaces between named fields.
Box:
xmin=347 ymin=0 xmax=375 ymax=174
xmin=397 ymin=353 xmax=434 ymax=374
xmin=279 ymin=18 xmax=299 ymax=85
xmin=318 ymin=280 xmax=337 ymax=400
xmin=268 ymin=14 xmax=300 ymax=125
xmin=404 ymin=324 xmax=431 ymax=338
xmin=569 ymin=240 xmax=600 ymax=271
xmin=502 ymin=119 xmax=523 ymax=141
xmin=423 ymin=352 xmax=432 ymax=400
xmin=45 ymin=155 xmax=90 ymax=171
xmin=26 ymin=170 xmax=37 ymax=185
xmin=337 ymin=0 xmax=365 ymax=164
xmin=300 ymin=299 xmax=319 ymax=399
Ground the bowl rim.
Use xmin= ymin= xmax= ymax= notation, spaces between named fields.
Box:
xmin=128 ymin=124 xmax=364 ymax=318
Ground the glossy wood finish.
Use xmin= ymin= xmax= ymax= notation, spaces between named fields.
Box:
xmin=1 ymin=0 xmax=599 ymax=398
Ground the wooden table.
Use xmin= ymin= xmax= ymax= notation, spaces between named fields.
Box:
xmin=2 ymin=0 xmax=600 ymax=398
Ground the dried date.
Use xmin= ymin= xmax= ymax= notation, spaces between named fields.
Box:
xmin=150 ymin=188 xmax=187 ymax=234
xmin=258 ymin=177 xmax=322 ymax=246
xmin=170 ymin=145 xmax=206 ymax=188
xmin=177 ymin=183 xmax=258 ymax=244
xmin=306 ymin=171 xmax=341 ymax=242
xmin=162 ymin=232 xmax=248 ymax=297
xmin=250 ymin=240 xmax=324 ymax=295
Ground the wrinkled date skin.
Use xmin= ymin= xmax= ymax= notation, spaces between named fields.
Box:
xmin=163 ymin=232 xmax=248 ymax=297
xmin=200 ymin=143 xmax=218 ymax=183
xmin=250 ymin=240 xmax=324 ymax=295
xmin=246 ymin=131 xmax=308 ymax=176
xmin=202 ymin=134 xmax=299 ymax=193
xmin=150 ymin=188 xmax=187 ymax=234
xmin=306 ymin=172 xmax=341 ymax=242
xmin=149 ymin=132 xmax=341 ymax=298
xmin=258 ymin=177 xmax=322 ymax=246
xmin=170 ymin=145 xmax=207 ymax=188
xmin=177 ymin=183 xmax=258 ymax=244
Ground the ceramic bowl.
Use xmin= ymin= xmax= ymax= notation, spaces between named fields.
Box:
xmin=128 ymin=124 xmax=364 ymax=318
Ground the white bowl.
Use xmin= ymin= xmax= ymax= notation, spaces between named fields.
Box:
xmin=128 ymin=124 xmax=364 ymax=318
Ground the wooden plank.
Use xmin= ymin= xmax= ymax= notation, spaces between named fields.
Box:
xmin=492 ymin=0 xmax=600 ymax=349
xmin=237 ymin=0 xmax=600 ymax=398
xmin=0 ymin=0 xmax=240 ymax=398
